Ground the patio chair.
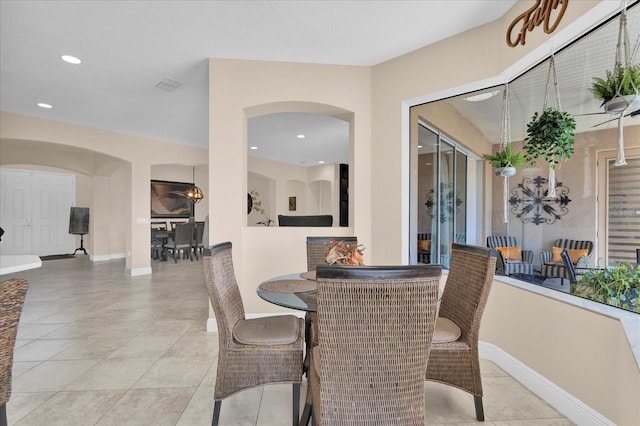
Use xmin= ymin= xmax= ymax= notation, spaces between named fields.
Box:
xmin=486 ymin=235 xmax=534 ymax=276
xmin=203 ymin=242 xmax=303 ymax=426
xmin=417 ymin=232 xmax=432 ymax=263
xmin=425 ymin=243 xmax=497 ymax=421
xmin=306 ymin=264 xmax=442 ymax=425
xmin=540 ymin=239 xmax=593 ymax=285
xmin=0 ymin=278 xmax=29 ymax=426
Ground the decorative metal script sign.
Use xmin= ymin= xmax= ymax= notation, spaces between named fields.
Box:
xmin=509 ymin=176 xmax=571 ymax=225
xmin=507 ymin=0 xmax=569 ymax=47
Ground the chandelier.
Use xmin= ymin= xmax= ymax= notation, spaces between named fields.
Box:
xmin=186 ymin=166 xmax=203 ymax=204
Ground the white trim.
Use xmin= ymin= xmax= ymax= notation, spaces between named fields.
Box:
xmin=479 ymin=341 xmax=614 ymax=426
xmin=206 ymin=311 xmax=306 ymax=332
xmin=90 ymin=253 xmax=126 ymax=262
xmin=127 ymin=266 xmax=152 ymax=276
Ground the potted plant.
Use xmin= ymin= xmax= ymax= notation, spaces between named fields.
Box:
xmin=523 ymin=107 xmax=576 ymax=197
xmin=483 ymin=143 xmax=526 ymax=177
xmin=571 ymin=262 xmax=640 ymax=313
xmin=590 ymin=63 xmax=640 ymax=113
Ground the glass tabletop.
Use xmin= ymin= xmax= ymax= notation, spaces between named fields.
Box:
xmin=257 ymin=273 xmax=317 ymax=312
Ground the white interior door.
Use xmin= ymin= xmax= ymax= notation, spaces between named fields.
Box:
xmin=0 ymin=168 xmax=75 ymax=255
xmin=0 ymin=169 xmax=32 ymax=254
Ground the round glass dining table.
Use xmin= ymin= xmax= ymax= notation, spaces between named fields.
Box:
xmin=257 ymin=272 xmax=318 ymax=312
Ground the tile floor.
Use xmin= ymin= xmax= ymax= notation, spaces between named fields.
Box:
xmin=3 ymin=256 xmax=574 ymax=425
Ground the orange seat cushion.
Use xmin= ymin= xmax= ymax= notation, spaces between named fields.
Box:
xmin=551 ymin=246 xmax=563 ymax=263
xmin=418 ymin=240 xmax=431 ymax=252
xmin=568 ymin=248 xmax=589 ymax=264
xmin=496 ymin=246 xmax=522 ymax=261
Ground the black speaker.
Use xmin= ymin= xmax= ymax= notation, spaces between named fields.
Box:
xmin=69 ymin=207 xmax=89 ymax=235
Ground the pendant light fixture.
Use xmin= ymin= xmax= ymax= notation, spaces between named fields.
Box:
xmin=186 ymin=166 xmax=203 ymax=204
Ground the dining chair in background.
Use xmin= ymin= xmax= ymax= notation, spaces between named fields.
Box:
xmin=0 ymin=278 xmax=29 ymax=426
xmin=425 ymin=243 xmax=497 ymax=421
xmin=165 ymin=222 xmax=195 ymax=263
xmin=203 ymin=242 xmax=304 ymax=426
xmin=193 ymin=221 xmax=205 ymax=258
xmin=306 ymin=264 xmax=442 ymax=425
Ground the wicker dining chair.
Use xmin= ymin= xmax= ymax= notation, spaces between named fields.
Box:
xmin=302 ymin=237 xmax=358 ymax=421
xmin=203 ymin=242 xmax=304 ymax=426
xmin=306 ymin=264 xmax=442 ymax=425
xmin=1 ymin=278 xmax=29 ymax=426
xmin=304 ymin=236 xmax=358 ymax=349
xmin=425 ymin=243 xmax=497 ymax=421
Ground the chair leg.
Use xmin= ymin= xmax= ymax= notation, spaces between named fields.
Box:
xmin=292 ymin=382 xmax=300 ymax=426
xmin=474 ymin=395 xmax=484 ymax=421
xmin=1 ymin=404 xmax=7 ymax=426
xmin=300 ymin=403 xmax=312 ymax=426
xmin=211 ymin=399 xmax=221 ymax=426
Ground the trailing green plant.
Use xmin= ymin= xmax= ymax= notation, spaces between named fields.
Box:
xmin=523 ymin=107 xmax=576 ymax=169
xmin=590 ymin=64 xmax=640 ymax=106
xmin=483 ymin=143 xmax=526 ymax=168
xmin=571 ymin=262 xmax=640 ymax=313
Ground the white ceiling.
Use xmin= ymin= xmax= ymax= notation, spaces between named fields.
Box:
xmin=0 ymin=0 xmax=517 ymax=165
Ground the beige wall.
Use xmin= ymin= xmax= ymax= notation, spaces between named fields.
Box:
xmin=0 ymin=111 xmax=208 ymax=273
xmin=248 ymin=156 xmax=338 ymax=224
xmin=208 ymin=59 xmax=372 ymax=311
xmin=482 ymin=279 xmax=640 ymax=425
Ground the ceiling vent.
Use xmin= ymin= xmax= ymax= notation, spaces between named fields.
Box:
xmin=155 ymin=77 xmax=183 ymax=91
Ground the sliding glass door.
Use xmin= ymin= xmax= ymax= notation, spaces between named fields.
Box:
xmin=412 ymin=122 xmax=475 ymax=267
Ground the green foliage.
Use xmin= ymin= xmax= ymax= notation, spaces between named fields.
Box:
xmin=483 ymin=143 xmax=526 ymax=168
xmin=571 ymin=262 xmax=640 ymax=313
xmin=590 ymin=64 xmax=640 ymax=104
xmin=523 ymin=107 xmax=576 ymax=169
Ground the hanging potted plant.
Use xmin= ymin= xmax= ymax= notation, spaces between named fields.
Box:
xmin=523 ymin=54 xmax=576 ymax=198
xmin=590 ymin=64 xmax=640 ymax=113
xmin=523 ymin=107 xmax=576 ymax=195
xmin=588 ymin=6 xmax=639 ymax=166
xmin=483 ymin=143 xmax=526 ymax=177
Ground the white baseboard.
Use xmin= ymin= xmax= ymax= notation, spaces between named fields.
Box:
xmin=479 ymin=341 xmax=614 ymax=426
xmin=91 ymin=253 xmax=126 ymax=262
xmin=127 ymin=266 xmax=152 ymax=276
xmin=206 ymin=312 xmax=306 ymax=333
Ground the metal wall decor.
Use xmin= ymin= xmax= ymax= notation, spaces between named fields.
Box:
xmin=425 ymin=185 xmax=463 ymax=223
xmin=509 ymin=176 xmax=571 ymax=225
xmin=507 ymin=0 xmax=569 ymax=47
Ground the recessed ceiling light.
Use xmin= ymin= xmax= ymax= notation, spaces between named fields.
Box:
xmin=318 ymin=161 xmax=325 ymax=164
xmin=464 ymin=90 xmax=498 ymax=102
xmin=250 ymin=146 xmax=258 ymax=150
xmin=297 ymin=134 xmax=305 ymax=139
xmin=61 ymin=55 xmax=81 ymax=64
xmin=37 ymin=103 xmax=52 ymax=109
xmin=426 ymin=162 xmax=432 ymax=166
xmin=417 ymin=145 xmax=423 ymax=149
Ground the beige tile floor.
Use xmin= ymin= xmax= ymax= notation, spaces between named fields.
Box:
xmin=3 ymin=255 xmax=574 ymax=425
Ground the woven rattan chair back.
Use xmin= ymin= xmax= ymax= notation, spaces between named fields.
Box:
xmin=203 ymin=242 xmax=303 ymax=426
xmin=425 ymin=243 xmax=496 ymax=421
xmin=305 ymin=237 xmax=357 ymax=271
xmin=313 ymin=264 xmax=442 ymax=425
xmin=203 ymin=242 xmax=245 ymax=350
xmin=0 ymin=278 xmax=29 ymax=424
